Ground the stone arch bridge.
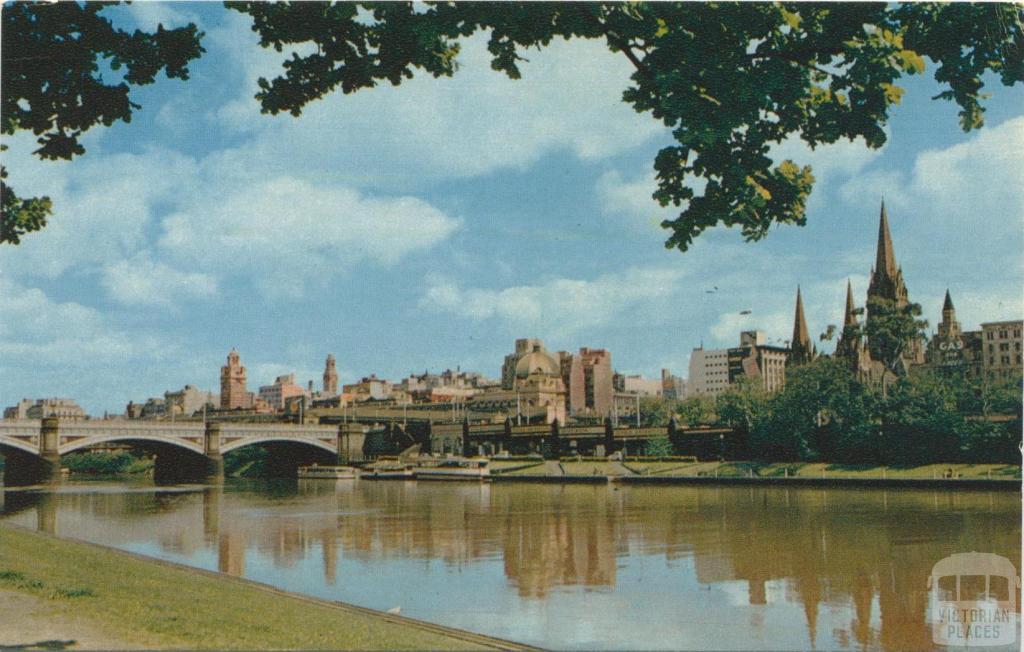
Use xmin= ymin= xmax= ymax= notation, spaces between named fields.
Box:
xmin=0 ymin=418 xmax=373 ymax=486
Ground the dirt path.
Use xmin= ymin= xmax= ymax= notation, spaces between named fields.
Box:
xmin=0 ymin=589 xmax=136 ymax=650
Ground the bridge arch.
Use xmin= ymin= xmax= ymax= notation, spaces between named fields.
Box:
xmin=59 ymin=433 xmax=205 ymax=456
xmin=219 ymin=435 xmax=336 ymax=456
xmin=0 ymin=435 xmax=40 ymax=457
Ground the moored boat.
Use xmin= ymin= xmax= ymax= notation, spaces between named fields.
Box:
xmin=414 ymin=457 xmax=490 ymax=481
xmin=297 ymin=465 xmax=359 ymax=479
xmin=362 ymin=462 xmax=415 ymax=479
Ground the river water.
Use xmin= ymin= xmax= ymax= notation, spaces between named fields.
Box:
xmin=1 ymin=480 xmax=1019 ymax=650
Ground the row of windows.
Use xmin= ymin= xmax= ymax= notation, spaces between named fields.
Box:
xmin=987 ymin=342 xmax=1022 ymax=353
xmin=985 ymin=328 xmax=1023 ymax=340
xmin=988 ymin=354 xmax=1023 ymax=366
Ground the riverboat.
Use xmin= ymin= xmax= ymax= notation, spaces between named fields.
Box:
xmin=362 ymin=462 xmax=415 ymax=479
xmin=296 ymin=465 xmax=359 ymax=480
xmin=414 ymin=458 xmax=490 ymax=481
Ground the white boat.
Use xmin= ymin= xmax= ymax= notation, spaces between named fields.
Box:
xmin=414 ymin=458 xmax=490 ymax=481
xmin=297 ymin=465 xmax=359 ymax=479
xmin=362 ymin=462 xmax=415 ymax=479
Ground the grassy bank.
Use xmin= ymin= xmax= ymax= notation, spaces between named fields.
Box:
xmin=0 ymin=526 xmax=527 ymax=650
xmin=491 ymin=459 xmax=1020 ymax=481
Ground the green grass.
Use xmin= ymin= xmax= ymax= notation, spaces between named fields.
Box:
xmin=644 ymin=461 xmax=1020 ymax=479
xmin=0 ymin=526 xmax=513 ymax=650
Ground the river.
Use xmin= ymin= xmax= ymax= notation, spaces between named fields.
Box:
xmin=1 ymin=480 xmax=1019 ymax=650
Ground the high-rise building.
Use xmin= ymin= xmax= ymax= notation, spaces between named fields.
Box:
xmin=559 ymin=351 xmax=585 ymax=415
xmin=687 ymin=346 xmax=730 ymax=397
xmin=258 ymin=373 xmax=308 ymax=411
xmin=220 ymin=349 xmax=252 ymax=410
xmin=323 ymin=354 xmax=339 ymax=395
xmin=661 ymin=369 xmax=684 ymax=400
xmin=165 ymin=385 xmax=218 ymax=417
xmin=579 ymin=348 xmax=613 ymax=417
xmin=981 ymin=320 xmax=1023 ymax=384
xmin=728 ymin=331 xmax=788 ymax=394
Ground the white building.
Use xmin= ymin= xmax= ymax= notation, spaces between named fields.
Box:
xmin=621 ymin=375 xmax=664 ymax=397
xmin=686 ymin=347 xmax=731 ymax=397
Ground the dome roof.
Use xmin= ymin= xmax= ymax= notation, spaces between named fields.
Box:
xmin=515 ymin=346 xmax=559 ymax=378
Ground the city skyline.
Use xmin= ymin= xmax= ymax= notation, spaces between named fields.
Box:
xmin=2 ymin=2 xmax=1023 ymax=415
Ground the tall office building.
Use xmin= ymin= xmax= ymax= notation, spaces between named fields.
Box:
xmin=323 ymin=354 xmax=339 ymax=395
xmin=220 ymin=349 xmax=251 ymax=410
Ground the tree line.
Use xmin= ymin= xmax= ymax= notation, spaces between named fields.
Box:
xmin=641 ymin=359 xmax=1022 ymax=464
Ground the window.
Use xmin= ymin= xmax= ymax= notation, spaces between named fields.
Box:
xmin=1000 ymin=343 xmax=1010 ymax=351
xmin=987 ymin=332 xmax=994 ymax=340
xmin=989 ymin=344 xmax=995 ymax=353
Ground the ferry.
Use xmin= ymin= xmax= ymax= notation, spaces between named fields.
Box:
xmin=362 ymin=462 xmax=415 ymax=480
xmin=296 ymin=465 xmax=359 ymax=480
xmin=414 ymin=457 xmax=490 ymax=481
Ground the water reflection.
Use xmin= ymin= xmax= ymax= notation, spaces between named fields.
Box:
xmin=2 ymin=481 xmax=1018 ymax=651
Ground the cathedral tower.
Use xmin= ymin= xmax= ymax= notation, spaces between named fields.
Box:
xmin=865 ymin=201 xmax=924 ymax=367
xmin=866 ymin=201 xmax=910 ymax=309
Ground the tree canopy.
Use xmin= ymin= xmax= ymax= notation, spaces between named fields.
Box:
xmin=1 ymin=1 xmax=204 ymax=243
xmin=228 ymin=1 xmax=1023 ymax=251
xmin=3 ymin=2 xmax=1022 ymax=246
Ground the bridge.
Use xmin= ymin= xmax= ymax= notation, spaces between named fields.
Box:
xmin=0 ymin=418 xmax=371 ymax=486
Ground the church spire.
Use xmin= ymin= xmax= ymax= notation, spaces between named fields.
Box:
xmin=843 ymin=279 xmax=857 ymax=327
xmin=942 ymin=289 xmax=955 ymax=313
xmin=875 ymin=200 xmax=898 ymax=280
xmin=790 ymin=286 xmax=813 ymax=365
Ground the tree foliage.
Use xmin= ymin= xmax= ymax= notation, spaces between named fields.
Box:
xmin=738 ymin=359 xmax=1021 ymax=465
xmin=230 ymin=1 xmax=1023 ymax=252
xmin=677 ymin=394 xmax=716 ymax=426
xmin=1 ymin=1 xmax=204 ymax=244
xmin=862 ymin=297 xmax=928 ymax=371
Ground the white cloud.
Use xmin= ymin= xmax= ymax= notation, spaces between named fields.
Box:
xmin=100 ymin=252 xmax=219 ymax=308
xmin=207 ymin=28 xmax=666 ymax=186
xmin=157 ymin=177 xmax=460 ymax=296
xmin=0 ymin=148 xmax=199 ymax=280
xmin=710 ymin=310 xmax=791 ymax=348
xmin=595 ymin=169 xmax=670 ymax=230
xmin=771 ymin=133 xmax=885 ymax=213
xmin=0 ymin=277 xmax=165 ymax=370
xmin=841 ymin=117 xmax=1024 ymax=225
xmin=420 ymin=266 xmax=686 ymax=336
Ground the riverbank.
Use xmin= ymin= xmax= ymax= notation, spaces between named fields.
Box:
xmin=488 ymin=459 xmax=1021 ymax=487
xmin=0 ymin=525 xmax=535 ymax=651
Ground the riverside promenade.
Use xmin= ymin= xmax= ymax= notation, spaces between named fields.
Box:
xmin=0 ymin=525 xmax=537 ymax=651
xmin=487 ymin=459 xmax=1021 ymax=489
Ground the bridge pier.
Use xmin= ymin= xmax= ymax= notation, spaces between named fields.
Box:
xmin=203 ymin=423 xmax=225 ymax=484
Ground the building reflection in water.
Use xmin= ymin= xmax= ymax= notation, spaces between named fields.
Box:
xmin=2 ymin=481 xmax=1018 ymax=651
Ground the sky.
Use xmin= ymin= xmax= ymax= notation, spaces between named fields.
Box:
xmin=2 ymin=3 xmax=1022 ymax=415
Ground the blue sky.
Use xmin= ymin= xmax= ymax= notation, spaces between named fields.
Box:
xmin=2 ymin=3 xmax=1022 ymax=415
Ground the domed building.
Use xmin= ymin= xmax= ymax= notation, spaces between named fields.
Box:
xmin=470 ymin=341 xmax=567 ymax=425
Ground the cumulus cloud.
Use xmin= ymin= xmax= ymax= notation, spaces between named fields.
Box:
xmin=420 ymin=266 xmax=686 ymax=336
xmin=0 ymin=274 xmax=162 ymax=374
xmin=595 ymin=169 xmax=670 ymax=230
xmin=207 ymin=26 xmax=666 ymax=186
xmin=0 ymin=147 xmax=199 ymax=280
xmin=100 ymin=252 xmax=219 ymax=308
xmin=157 ymin=177 xmax=460 ymax=296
